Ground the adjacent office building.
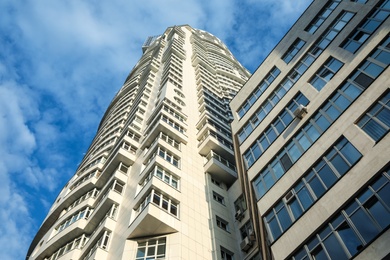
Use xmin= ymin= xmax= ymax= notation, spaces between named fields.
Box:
xmin=230 ymin=0 xmax=390 ymax=259
xmin=28 ymin=0 xmax=390 ymax=260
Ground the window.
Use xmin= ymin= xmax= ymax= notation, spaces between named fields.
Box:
xmin=213 ymin=191 xmax=225 ymax=205
xmin=292 ymin=167 xmax=390 ymax=260
xmin=305 ymin=0 xmax=341 ymax=34
xmin=136 ymin=237 xmax=166 ymax=260
xmin=211 ymin=177 xmax=222 ymax=188
xmin=234 ymin=195 xmax=247 ymax=212
xmin=157 ymin=147 xmax=180 ymax=167
xmin=341 ymin=0 xmax=390 ymax=53
xmin=240 ymin=221 xmax=253 ymax=239
xmin=264 ymin=137 xmax=362 ymax=241
xmin=160 ymin=132 xmax=181 ymax=150
xmin=221 ymin=247 xmax=234 ymax=260
xmin=216 ymin=216 xmax=229 ymax=231
xmin=282 ymin=39 xmax=306 ymax=63
xmin=357 ymin=91 xmax=390 ymax=141
xmin=310 ymin=57 xmax=343 ymax=91
xmin=57 ymin=207 xmax=93 ymax=232
xmin=136 ymin=189 xmax=179 ymax=217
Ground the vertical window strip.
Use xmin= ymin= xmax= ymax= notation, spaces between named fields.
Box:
xmin=243 ymin=93 xmax=310 ymax=167
xmin=309 ymin=57 xmax=344 ymax=91
xmin=252 ymin=35 xmax=389 ymax=200
xmin=291 ymin=166 xmax=390 ymax=260
xmin=305 ymin=0 xmax=342 ymax=34
xmin=264 ymin=137 xmax=362 ymax=242
xmin=282 ymin=39 xmax=306 ymax=64
xmin=238 ymin=11 xmax=353 ymax=144
xmin=357 ymin=90 xmax=390 ymax=141
xmin=341 ymin=0 xmax=390 ymax=53
xmin=237 ymin=66 xmax=281 ymax=118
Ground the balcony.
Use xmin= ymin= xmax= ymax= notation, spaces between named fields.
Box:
xmin=102 ymin=143 xmax=136 ymax=177
xmin=204 ymin=150 xmax=237 ymax=186
xmin=141 ymin=118 xmax=188 ymax=149
xmin=198 ymin=131 xmax=234 ymax=161
xmin=127 ymin=202 xmax=179 ymax=239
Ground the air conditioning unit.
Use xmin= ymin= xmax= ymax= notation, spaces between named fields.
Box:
xmin=293 ymin=104 xmax=308 ymax=119
xmin=240 ymin=237 xmax=253 ymax=252
xmin=235 ymin=209 xmax=244 ymax=221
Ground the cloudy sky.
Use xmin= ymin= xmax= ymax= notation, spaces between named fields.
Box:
xmin=0 ymin=0 xmax=312 ymax=259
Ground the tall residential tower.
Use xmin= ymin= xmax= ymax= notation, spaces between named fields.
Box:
xmin=27 ymin=25 xmax=250 ymax=260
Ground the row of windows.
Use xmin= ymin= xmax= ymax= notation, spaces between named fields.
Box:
xmin=243 ymin=93 xmax=310 ymax=167
xmin=56 ymin=207 xmax=93 ymax=232
xmin=83 ymin=231 xmax=111 ymax=260
xmin=136 ymin=189 xmax=179 ymax=217
xmin=238 ymin=11 xmax=353 ymax=144
xmin=47 ymin=234 xmax=89 ymax=260
xmin=66 ymin=188 xmax=99 ymax=212
xmin=305 ymin=0 xmax=341 ymax=34
xmin=291 ymin=166 xmax=390 ymax=260
xmin=341 ymin=0 xmax=390 ymax=53
xmin=252 ymin=35 xmax=389 ymax=199
xmin=237 ymin=67 xmax=281 ymax=118
xmin=265 ymin=137 xmax=362 ymax=241
xmin=141 ymin=165 xmax=179 ymax=189
xmin=309 ymin=57 xmax=344 ymax=91
xmin=161 ymin=114 xmax=185 ymax=133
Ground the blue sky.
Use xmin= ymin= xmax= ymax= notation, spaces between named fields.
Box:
xmin=0 ymin=0 xmax=311 ymax=259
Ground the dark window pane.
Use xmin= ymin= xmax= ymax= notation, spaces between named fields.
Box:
xmin=317 ymin=164 xmax=338 ymax=188
xmin=350 ymin=209 xmax=379 ymax=242
xmin=289 ymin=198 xmax=304 ymax=219
xmin=377 ymin=107 xmax=390 ymax=127
xmin=330 ymin=154 xmax=349 ymax=175
xmin=315 ymin=114 xmax=331 ymax=131
xmin=337 ymin=222 xmax=362 ymax=256
xmin=378 ymin=182 xmax=390 ymax=208
xmin=297 ymin=186 xmax=314 ymax=210
xmin=365 ymin=196 xmax=390 ymax=229
xmin=362 ymin=119 xmax=386 ymax=141
xmin=280 ymin=153 xmax=293 ymax=171
xmin=353 ymin=72 xmax=374 ymax=88
xmin=277 ymin=206 xmax=292 ymax=230
xmin=268 ymin=216 xmax=282 ymax=239
xmin=323 ymin=233 xmax=349 ymax=260
xmin=307 ymin=172 xmax=326 ymax=198
xmin=339 ymin=142 xmax=361 ymax=164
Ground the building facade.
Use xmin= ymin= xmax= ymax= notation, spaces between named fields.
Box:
xmin=230 ymin=0 xmax=390 ymax=259
xmin=27 ymin=25 xmax=251 ymax=260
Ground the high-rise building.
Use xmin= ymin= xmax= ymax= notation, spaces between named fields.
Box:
xmin=230 ymin=0 xmax=390 ymax=259
xmin=27 ymin=25 xmax=251 ymax=260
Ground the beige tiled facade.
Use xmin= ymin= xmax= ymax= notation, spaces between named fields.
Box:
xmin=231 ymin=0 xmax=390 ymax=259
